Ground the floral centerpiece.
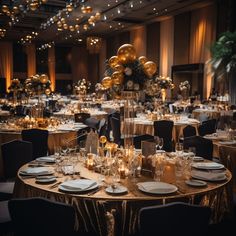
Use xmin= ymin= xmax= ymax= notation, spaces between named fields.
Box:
xmin=8 ymin=78 xmax=24 ymax=93
xmin=8 ymin=78 xmax=24 ymax=104
xmin=155 ymin=76 xmax=174 ymax=102
xmin=101 ymin=44 xmax=157 ymax=98
xmin=179 ymin=80 xmax=190 ymax=91
xmin=73 ymin=78 xmax=91 ymax=96
xmin=24 ymin=74 xmax=51 ymax=97
xmin=179 ymin=80 xmax=190 ymax=100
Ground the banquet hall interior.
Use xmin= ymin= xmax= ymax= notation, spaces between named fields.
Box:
xmin=0 ymin=0 xmax=236 ymax=235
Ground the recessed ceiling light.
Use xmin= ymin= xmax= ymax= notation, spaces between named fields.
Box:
xmin=108 ymin=4 xmax=110 ymax=7
xmin=153 ymin=8 xmax=156 ymax=11
xmin=109 ymin=25 xmax=112 ymax=28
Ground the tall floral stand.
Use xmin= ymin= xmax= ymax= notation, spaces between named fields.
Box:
xmin=122 ymin=91 xmax=137 ymax=150
xmin=161 ymin=89 xmax=166 ymax=103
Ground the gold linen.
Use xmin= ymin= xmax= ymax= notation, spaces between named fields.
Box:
xmin=13 ymin=162 xmax=232 ymax=236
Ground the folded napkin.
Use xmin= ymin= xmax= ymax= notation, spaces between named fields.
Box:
xmin=192 ymin=162 xmax=224 ymax=169
xmin=36 ymin=156 xmax=55 ymax=162
xmin=138 ymin=182 xmax=175 ymax=193
xmin=61 ymin=179 xmax=97 ymax=191
xmin=20 ymin=167 xmax=51 ymax=175
xmin=192 ymin=170 xmax=226 ymax=181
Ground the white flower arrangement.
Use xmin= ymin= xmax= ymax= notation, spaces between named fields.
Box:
xmin=179 ymin=80 xmax=190 ymax=91
xmin=74 ymin=78 xmax=91 ymax=94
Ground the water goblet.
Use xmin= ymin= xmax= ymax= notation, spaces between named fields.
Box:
xmin=159 ymin=138 xmax=164 ymax=150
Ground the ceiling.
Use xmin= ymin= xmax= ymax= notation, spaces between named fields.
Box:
xmin=0 ymin=0 xmax=211 ymax=46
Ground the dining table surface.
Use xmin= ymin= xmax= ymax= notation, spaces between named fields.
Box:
xmin=13 ymin=155 xmax=232 ymax=236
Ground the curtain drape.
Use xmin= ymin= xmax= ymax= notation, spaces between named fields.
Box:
xmin=130 ymin=26 xmax=146 ymax=56
xmin=48 ymin=46 xmax=55 ymax=91
xmin=189 ymin=4 xmax=216 ymax=99
xmin=0 ymin=42 xmax=13 ymax=92
xmin=25 ymin=44 xmax=36 ymax=77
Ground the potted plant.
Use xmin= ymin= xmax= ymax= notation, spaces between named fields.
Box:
xmin=210 ymin=31 xmax=236 ymax=104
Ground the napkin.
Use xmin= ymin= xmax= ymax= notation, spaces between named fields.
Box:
xmin=20 ymin=167 xmax=51 ymax=175
xmin=138 ymin=182 xmax=174 ymax=193
xmin=192 ymin=162 xmax=224 ymax=169
xmin=61 ymin=179 xmax=97 ymax=191
xmin=192 ymin=170 xmax=226 ymax=181
xmin=36 ymin=156 xmax=55 ymax=162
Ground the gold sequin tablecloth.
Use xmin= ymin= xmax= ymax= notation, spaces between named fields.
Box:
xmin=13 ymin=162 xmax=232 ymax=236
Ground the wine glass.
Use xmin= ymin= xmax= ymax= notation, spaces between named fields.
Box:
xmin=159 ymin=138 xmax=164 ymax=150
xmin=175 ymin=142 xmax=183 ymax=157
xmin=154 ymin=136 xmax=160 ymax=152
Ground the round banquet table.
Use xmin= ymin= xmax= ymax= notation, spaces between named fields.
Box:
xmin=13 ymin=161 xmax=232 ymax=236
xmin=0 ymin=130 xmax=77 ymax=178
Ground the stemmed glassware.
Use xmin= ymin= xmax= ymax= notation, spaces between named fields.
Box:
xmin=154 ymin=136 xmax=160 ymax=152
xmin=159 ymin=138 xmax=164 ymax=150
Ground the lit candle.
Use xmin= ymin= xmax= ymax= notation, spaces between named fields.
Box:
xmin=119 ymin=164 xmax=126 ymax=179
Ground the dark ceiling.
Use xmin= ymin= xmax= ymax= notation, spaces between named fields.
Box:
xmin=0 ymin=0 xmax=211 ymax=45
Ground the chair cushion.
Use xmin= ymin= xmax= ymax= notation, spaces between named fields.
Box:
xmin=0 ymin=182 xmax=15 ymax=200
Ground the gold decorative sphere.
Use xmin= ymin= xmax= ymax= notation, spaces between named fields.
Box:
xmin=2 ymin=5 xmax=9 ymax=13
xmin=114 ymin=64 xmax=124 ymax=73
xmin=57 ymin=21 xmax=62 ymax=27
xmin=101 ymin=76 xmax=113 ymax=89
xmin=99 ymin=135 xmax=107 ymax=144
xmin=143 ymin=61 xmax=157 ymax=78
xmin=109 ymin=56 xmax=119 ymax=69
xmin=66 ymin=4 xmax=73 ymax=12
xmin=138 ymin=56 xmax=148 ymax=65
xmin=117 ymin=44 xmax=136 ymax=64
xmin=45 ymin=88 xmax=51 ymax=95
xmin=40 ymin=74 xmax=49 ymax=84
xmin=111 ymin=71 xmax=124 ymax=85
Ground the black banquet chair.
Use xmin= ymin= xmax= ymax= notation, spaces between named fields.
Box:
xmin=153 ymin=120 xmax=174 ymax=152
xmin=183 ymin=135 xmax=213 ymax=160
xmin=21 ymin=129 xmax=49 ymax=159
xmin=138 ymin=202 xmax=211 ymax=236
xmin=183 ymin=125 xmax=196 ymax=138
xmin=0 ymin=140 xmax=32 ymax=200
xmin=8 ymin=197 xmax=76 ymax=236
xmin=198 ymin=119 xmax=217 ymax=136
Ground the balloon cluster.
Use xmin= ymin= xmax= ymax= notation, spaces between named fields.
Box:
xmin=24 ymin=74 xmax=51 ymax=96
xmin=101 ymin=44 xmax=157 ymax=92
xmin=8 ymin=78 xmax=23 ymax=93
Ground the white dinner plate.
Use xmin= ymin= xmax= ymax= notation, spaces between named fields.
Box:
xmin=58 ymin=179 xmax=98 ymax=193
xmin=105 ymin=185 xmax=128 ymax=195
xmin=192 ymin=162 xmax=224 ymax=170
xmin=218 ymin=141 xmax=236 ymax=145
xmin=185 ymin=179 xmax=207 ymax=187
xmin=137 ymin=182 xmax=178 ymax=194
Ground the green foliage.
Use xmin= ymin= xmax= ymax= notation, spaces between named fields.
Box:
xmin=210 ymin=31 xmax=236 ymax=77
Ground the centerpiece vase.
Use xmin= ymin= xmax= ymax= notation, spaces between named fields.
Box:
xmin=161 ymin=89 xmax=166 ymax=103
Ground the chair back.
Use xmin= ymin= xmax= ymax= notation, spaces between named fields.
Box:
xmin=154 ymin=120 xmax=174 ymax=152
xmin=138 ymin=202 xmax=211 ymax=236
xmin=183 ymin=136 xmax=213 ymax=160
xmin=183 ymin=125 xmax=196 ymax=138
xmin=1 ymin=140 xmax=33 ymax=179
xmin=8 ymin=197 xmax=75 ymax=236
xmin=74 ymin=112 xmax=90 ymax=123
xmin=98 ymin=118 xmax=107 ymax=137
xmin=21 ymin=129 xmax=48 ymax=159
xmin=198 ymin=119 xmax=217 ymax=136
xmin=111 ymin=117 xmax=121 ymax=145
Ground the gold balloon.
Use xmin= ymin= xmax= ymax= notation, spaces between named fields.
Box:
xmin=40 ymin=74 xmax=49 ymax=84
xmin=111 ymin=71 xmax=124 ymax=85
xmin=117 ymin=44 xmax=136 ymax=64
xmin=101 ymin=76 xmax=112 ymax=89
xmin=114 ymin=64 xmax=124 ymax=73
xmin=139 ymin=56 xmax=148 ymax=65
xmin=99 ymin=135 xmax=107 ymax=144
xmin=143 ymin=61 xmax=157 ymax=78
xmin=109 ymin=56 xmax=119 ymax=69
xmin=45 ymin=88 xmax=51 ymax=96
